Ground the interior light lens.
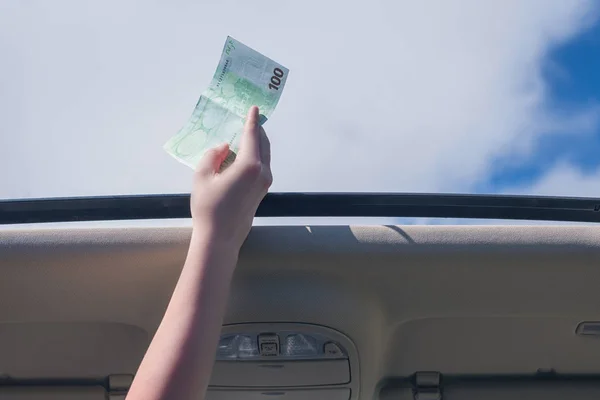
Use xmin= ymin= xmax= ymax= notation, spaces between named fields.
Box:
xmin=282 ymin=334 xmax=318 ymax=356
xmin=217 ymin=335 xmax=259 ymax=359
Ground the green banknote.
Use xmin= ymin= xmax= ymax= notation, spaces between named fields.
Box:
xmin=164 ymin=36 xmax=289 ymax=169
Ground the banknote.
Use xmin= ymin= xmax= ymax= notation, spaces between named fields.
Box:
xmin=164 ymin=36 xmax=288 ymax=169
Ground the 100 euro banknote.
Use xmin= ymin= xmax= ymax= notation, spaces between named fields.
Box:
xmin=164 ymin=36 xmax=289 ymax=169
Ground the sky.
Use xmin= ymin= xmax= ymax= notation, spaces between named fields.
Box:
xmin=1 ymin=0 xmax=600 ymax=203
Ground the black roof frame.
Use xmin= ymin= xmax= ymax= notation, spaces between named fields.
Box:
xmin=1 ymin=193 xmax=599 ymax=224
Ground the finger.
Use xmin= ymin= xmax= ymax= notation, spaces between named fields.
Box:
xmin=237 ymin=106 xmax=261 ymax=163
xmin=195 ymin=143 xmax=230 ymax=176
xmin=259 ymin=126 xmax=271 ymax=166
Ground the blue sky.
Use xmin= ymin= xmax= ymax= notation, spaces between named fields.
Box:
xmin=484 ymin=15 xmax=600 ymax=194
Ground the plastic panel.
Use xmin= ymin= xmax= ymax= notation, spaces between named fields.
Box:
xmin=206 ymin=388 xmax=351 ymax=400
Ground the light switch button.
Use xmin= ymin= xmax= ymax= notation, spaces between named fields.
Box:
xmin=323 ymin=342 xmax=344 ymax=357
xmin=258 ymin=333 xmax=280 ymax=356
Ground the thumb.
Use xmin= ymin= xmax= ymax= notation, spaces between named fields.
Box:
xmin=195 ymin=143 xmax=230 ymax=176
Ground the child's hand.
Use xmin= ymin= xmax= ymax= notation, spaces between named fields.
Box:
xmin=190 ymin=106 xmax=272 ymax=252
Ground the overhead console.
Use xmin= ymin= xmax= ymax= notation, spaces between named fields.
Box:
xmin=206 ymin=323 xmax=359 ymax=400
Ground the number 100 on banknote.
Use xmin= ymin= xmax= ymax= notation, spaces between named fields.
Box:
xmin=164 ymin=36 xmax=289 ymax=169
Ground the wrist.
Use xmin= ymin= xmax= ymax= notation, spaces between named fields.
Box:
xmin=189 ymin=225 xmax=241 ymax=263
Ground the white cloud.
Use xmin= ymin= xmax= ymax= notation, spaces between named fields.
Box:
xmin=0 ymin=0 xmax=599 ymax=200
xmin=507 ymin=163 xmax=600 ymax=197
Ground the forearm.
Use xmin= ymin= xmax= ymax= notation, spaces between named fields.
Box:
xmin=126 ymin=230 xmax=239 ymax=400
xmin=126 ymin=105 xmax=270 ymax=399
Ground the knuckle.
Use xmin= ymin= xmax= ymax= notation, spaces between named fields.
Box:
xmin=263 ymin=170 xmax=273 ymax=188
xmin=241 ymin=160 xmax=263 ymax=178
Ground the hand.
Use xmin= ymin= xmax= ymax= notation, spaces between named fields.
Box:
xmin=190 ymin=106 xmax=273 ymax=252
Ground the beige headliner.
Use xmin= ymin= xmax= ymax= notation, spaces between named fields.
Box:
xmin=1 ymin=225 xmax=600 ymax=398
